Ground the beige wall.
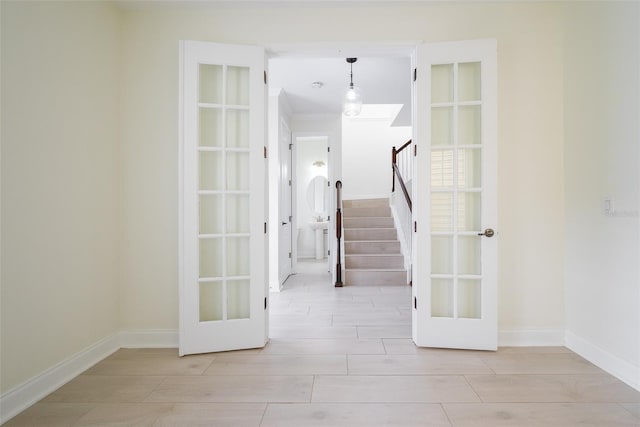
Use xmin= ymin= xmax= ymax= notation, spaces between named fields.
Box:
xmin=118 ymin=2 xmax=566 ymax=333
xmin=1 ymin=1 xmax=121 ymax=392
xmin=563 ymin=2 xmax=640 ymax=377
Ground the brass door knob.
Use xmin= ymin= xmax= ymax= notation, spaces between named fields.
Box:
xmin=478 ymin=228 xmax=495 ymax=237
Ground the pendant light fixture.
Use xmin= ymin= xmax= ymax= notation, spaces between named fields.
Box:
xmin=343 ymin=58 xmax=362 ymax=117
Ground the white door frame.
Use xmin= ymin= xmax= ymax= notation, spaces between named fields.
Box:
xmin=278 ymin=117 xmax=293 ymax=284
xmin=290 ymin=132 xmax=333 ymax=274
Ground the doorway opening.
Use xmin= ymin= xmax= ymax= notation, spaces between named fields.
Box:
xmin=267 ymin=47 xmax=415 ymax=335
xmin=267 ymin=48 xmax=414 ymax=291
xmin=295 ymin=135 xmax=330 ymax=266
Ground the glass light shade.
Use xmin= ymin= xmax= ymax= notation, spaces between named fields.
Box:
xmin=343 ymin=85 xmax=362 ymax=117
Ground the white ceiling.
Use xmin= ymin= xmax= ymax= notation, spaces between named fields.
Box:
xmin=268 ymin=56 xmax=412 ymax=126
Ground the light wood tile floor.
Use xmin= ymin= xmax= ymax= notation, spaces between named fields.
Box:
xmin=6 ymin=260 xmax=640 ymax=426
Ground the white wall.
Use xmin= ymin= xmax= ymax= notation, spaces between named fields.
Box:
xmin=1 ymin=1 xmax=121 ymax=393
xmin=117 ymin=1 xmax=567 ymax=339
xmin=563 ymin=2 xmax=640 ymax=388
xmin=342 ymin=110 xmax=412 ymax=200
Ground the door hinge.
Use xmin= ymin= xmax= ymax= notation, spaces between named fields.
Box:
xmin=327 ymin=146 xmax=330 ymax=152
xmin=289 ymin=143 xmax=292 ymax=150
xmin=264 ymin=146 xmax=267 ymax=158
xmin=414 ymin=145 xmax=417 ymax=156
xmin=327 ymin=181 xmax=330 ymax=187
xmin=288 ymin=252 xmax=292 ymax=259
xmin=328 ymin=215 xmax=330 ymax=221
xmin=328 ymin=249 xmax=330 ymax=255
xmin=414 ymin=296 xmax=417 ymax=309
xmin=289 ymin=179 xmax=292 ymax=186
xmin=264 ymin=297 xmax=268 ymax=309
xmin=413 ymin=68 xmax=417 ymax=82
xmin=264 ymin=222 xmax=267 ymax=234
xmin=264 ymin=71 xmax=267 ymax=85
xmin=414 ymin=221 xmax=417 ymax=232
xmin=289 ymin=215 xmax=292 ymax=222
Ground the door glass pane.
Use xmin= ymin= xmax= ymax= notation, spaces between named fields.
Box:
xmin=199 ymin=64 xmax=223 ymax=104
xmin=199 ymin=281 xmax=223 ymax=321
xmin=200 ymin=195 xmax=223 ymax=234
xmin=431 ymin=236 xmax=453 ymax=274
xmin=226 ymin=66 xmax=250 ymax=106
xmin=431 ymin=150 xmax=454 ymax=188
xmin=226 ymin=152 xmax=249 ymax=191
xmin=226 ymin=237 xmax=250 ymax=276
xmin=431 ymin=279 xmax=453 ymax=317
xmin=457 ymin=149 xmax=481 ymax=188
xmin=458 ymin=62 xmax=481 ymax=102
xmin=431 ymin=64 xmax=453 ymax=103
xmin=431 ymin=192 xmax=453 ymax=231
xmin=431 ymin=107 xmax=453 ymax=146
xmin=226 ymin=109 xmax=250 ymax=148
xmin=458 ymin=279 xmax=481 ymax=319
xmin=458 ymin=105 xmax=481 ymax=146
xmin=227 ymin=279 xmax=250 ymax=320
xmin=458 ymin=236 xmax=481 ymax=275
xmin=199 ymin=151 xmax=223 ymax=191
xmin=200 ymin=108 xmax=222 ymax=147
xmin=226 ymin=194 xmax=250 ymax=234
xmin=457 ymin=192 xmax=481 ymax=231
xmin=199 ymin=238 xmax=222 ymax=278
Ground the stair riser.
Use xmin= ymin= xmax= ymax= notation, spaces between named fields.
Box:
xmin=343 ymin=217 xmax=395 ymax=229
xmin=345 ymin=256 xmax=404 ymax=269
xmin=343 ymin=198 xmax=389 ymax=208
xmin=346 ymin=270 xmax=407 ymax=286
xmin=345 ymin=241 xmax=401 ymax=254
xmin=345 ymin=229 xmax=397 ymax=241
xmin=343 ymin=207 xmax=391 ymax=218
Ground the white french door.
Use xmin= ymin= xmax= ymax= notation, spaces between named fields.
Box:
xmin=179 ymin=41 xmax=268 ymax=356
xmin=413 ymin=39 xmax=498 ymax=350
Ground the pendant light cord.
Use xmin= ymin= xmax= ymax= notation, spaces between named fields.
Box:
xmin=350 ymin=62 xmax=354 ymax=88
xmin=346 ymin=57 xmax=357 ymax=89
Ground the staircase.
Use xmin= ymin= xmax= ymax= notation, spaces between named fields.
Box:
xmin=342 ymin=198 xmax=407 ymax=286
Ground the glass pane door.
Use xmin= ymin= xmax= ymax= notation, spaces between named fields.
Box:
xmin=413 ymin=39 xmax=497 ymax=351
xmin=179 ymin=41 xmax=266 ymax=356
xmin=430 ymin=61 xmax=483 ymax=320
xmin=198 ymin=63 xmax=251 ymax=323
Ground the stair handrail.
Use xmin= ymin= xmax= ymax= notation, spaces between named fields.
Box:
xmin=392 ymin=140 xmax=412 ymax=212
xmin=335 ymin=180 xmax=343 ymax=287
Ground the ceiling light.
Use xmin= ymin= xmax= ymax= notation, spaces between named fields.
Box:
xmin=311 ymin=81 xmax=324 ymax=89
xmin=343 ymin=58 xmax=362 ymax=117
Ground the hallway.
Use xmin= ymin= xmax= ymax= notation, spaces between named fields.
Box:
xmin=270 ymin=259 xmax=412 ymax=343
xmin=5 ymin=261 xmax=639 ymax=426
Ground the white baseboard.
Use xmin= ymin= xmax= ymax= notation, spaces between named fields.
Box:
xmin=498 ymin=329 xmax=565 ymax=347
xmin=0 ymin=333 xmax=120 ymax=425
xmin=565 ymin=330 xmax=640 ymax=391
xmin=118 ymin=329 xmax=178 ymax=348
